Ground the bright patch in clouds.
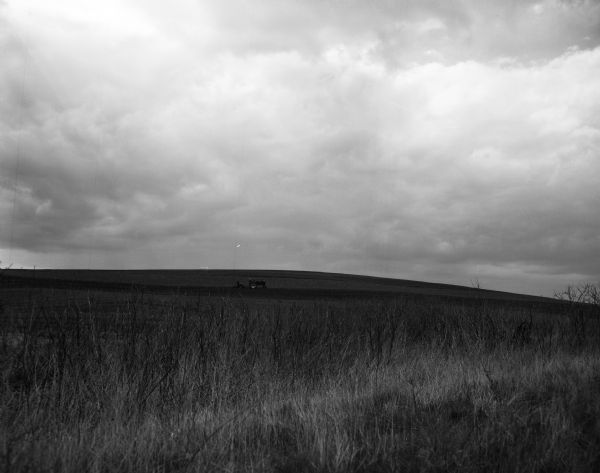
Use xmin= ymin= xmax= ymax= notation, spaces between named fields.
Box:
xmin=1 ymin=0 xmax=599 ymax=295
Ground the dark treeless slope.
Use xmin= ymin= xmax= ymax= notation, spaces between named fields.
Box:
xmin=2 ymin=269 xmax=553 ymax=303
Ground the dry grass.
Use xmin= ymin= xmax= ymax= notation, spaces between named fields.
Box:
xmin=1 ymin=288 xmax=599 ymax=472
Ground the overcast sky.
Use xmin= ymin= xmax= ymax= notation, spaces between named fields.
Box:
xmin=1 ymin=0 xmax=599 ymax=296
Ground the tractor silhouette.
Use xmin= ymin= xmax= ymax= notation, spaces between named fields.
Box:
xmin=248 ymin=279 xmax=266 ymax=289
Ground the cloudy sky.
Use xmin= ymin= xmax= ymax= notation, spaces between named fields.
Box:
xmin=1 ymin=0 xmax=599 ymax=296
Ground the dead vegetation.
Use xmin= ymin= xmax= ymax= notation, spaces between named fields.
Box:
xmin=1 ymin=284 xmax=599 ymax=472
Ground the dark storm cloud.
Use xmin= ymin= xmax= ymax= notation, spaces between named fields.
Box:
xmin=1 ymin=0 xmax=599 ymax=294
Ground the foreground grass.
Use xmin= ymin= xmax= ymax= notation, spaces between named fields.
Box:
xmin=1 ymin=289 xmax=599 ymax=472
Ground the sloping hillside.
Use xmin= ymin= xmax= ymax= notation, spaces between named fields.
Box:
xmin=2 ymin=269 xmax=553 ymax=303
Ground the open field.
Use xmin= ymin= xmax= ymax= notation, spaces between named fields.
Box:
xmin=1 ymin=271 xmax=599 ymax=472
xmin=3 ymin=269 xmax=553 ymax=302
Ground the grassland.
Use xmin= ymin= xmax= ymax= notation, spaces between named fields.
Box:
xmin=4 ymin=269 xmax=551 ymax=302
xmin=1 ymin=271 xmax=599 ymax=472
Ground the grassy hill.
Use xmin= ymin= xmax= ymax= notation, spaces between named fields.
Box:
xmin=2 ymin=268 xmax=553 ymax=303
xmin=1 ymin=268 xmax=598 ymax=472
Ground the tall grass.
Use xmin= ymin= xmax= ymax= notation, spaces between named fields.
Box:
xmin=1 ymin=288 xmax=599 ymax=472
